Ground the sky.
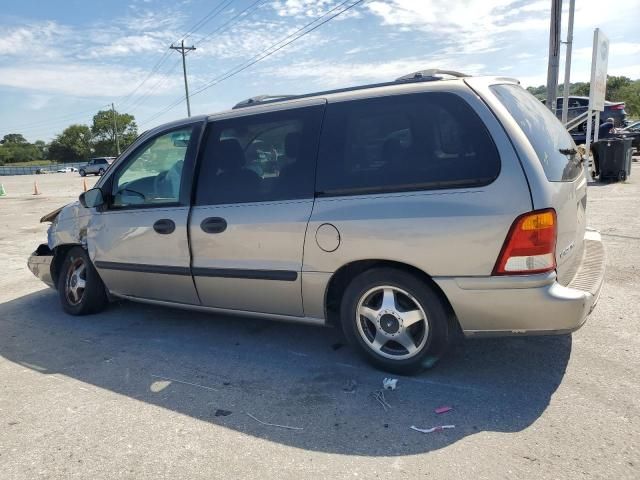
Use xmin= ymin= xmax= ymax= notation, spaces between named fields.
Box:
xmin=0 ymin=0 xmax=639 ymax=142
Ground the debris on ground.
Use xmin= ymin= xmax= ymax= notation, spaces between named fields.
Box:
xmin=372 ymin=390 xmax=392 ymax=411
xmin=342 ymin=379 xmax=357 ymax=393
xmin=410 ymin=425 xmax=455 ymax=434
xmin=331 ymin=342 xmax=344 ymax=351
xmin=383 ymin=378 xmax=398 ymax=390
xmin=246 ymin=413 xmax=303 ymax=430
xmin=434 ymin=406 xmax=453 ymax=414
xmin=215 ymin=409 xmax=232 ymax=417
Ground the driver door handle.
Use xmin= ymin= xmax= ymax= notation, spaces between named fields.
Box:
xmin=153 ymin=219 xmax=175 ymax=235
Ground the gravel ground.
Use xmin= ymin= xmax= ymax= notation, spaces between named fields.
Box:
xmin=0 ymin=168 xmax=638 ymax=479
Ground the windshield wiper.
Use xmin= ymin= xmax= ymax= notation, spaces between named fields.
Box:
xmin=559 ymin=148 xmax=577 ymax=155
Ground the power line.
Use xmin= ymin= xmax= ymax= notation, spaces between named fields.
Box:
xmin=6 ymin=104 xmax=110 ymax=132
xmin=181 ymin=0 xmax=235 ymax=42
xmin=140 ymin=0 xmax=365 ymax=127
xmin=197 ymin=0 xmax=267 ymax=46
xmin=117 ymin=0 xmax=235 ymax=113
xmin=125 ymin=59 xmax=182 ymax=112
xmin=6 ymin=1 xmax=243 ymax=137
xmin=117 ymin=50 xmax=173 ymax=110
xmin=192 ymin=0 xmax=364 ymax=97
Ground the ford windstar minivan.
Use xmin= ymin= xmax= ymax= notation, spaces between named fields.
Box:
xmin=28 ymin=70 xmax=605 ymax=373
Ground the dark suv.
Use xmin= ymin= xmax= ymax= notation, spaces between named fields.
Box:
xmin=552 ymin=96 xmax=627 ymax=129
xmin=79 ymin=157 xmax=114 ymax=177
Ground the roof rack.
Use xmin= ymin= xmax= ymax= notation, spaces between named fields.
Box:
xmin=228 ymin=69 xmax=470 ymax=110
xmin=395 ymin=69 xmax=469 ymax=83
xmin=232 ymin=94 xmax=297 ymax=109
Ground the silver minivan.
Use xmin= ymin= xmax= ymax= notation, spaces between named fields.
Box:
xmin=28 ymin=71 xmax=605 ymax=373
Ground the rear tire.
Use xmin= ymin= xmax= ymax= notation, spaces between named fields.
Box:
xmin=340 ymin=268 xmax=450 ymax=374
xmin=98 ymin=168 xmax=105 ymax=176
xmin=79 ymin=169 xmax=86 ymax=177
xmin=57 ymin=246 xmax=108 ymax=315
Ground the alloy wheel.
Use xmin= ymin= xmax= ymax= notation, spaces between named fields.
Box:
xmin=65 ymin=257 xmax=87 ymax=306
xmin=355 ymin=285 xmax=429 ymax=360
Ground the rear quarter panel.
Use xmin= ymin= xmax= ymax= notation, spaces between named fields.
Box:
xmin=303 ymin=86 xmax=533 ymax=279
xmin=467 ymin=79 xmax=587 ymax=284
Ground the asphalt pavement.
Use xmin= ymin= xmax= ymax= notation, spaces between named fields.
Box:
xmin=0 ymin=170 xmax=638 ymax=479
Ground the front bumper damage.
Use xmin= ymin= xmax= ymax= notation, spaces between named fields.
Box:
xmin=27 ymin=244 xmax=55 ymax=288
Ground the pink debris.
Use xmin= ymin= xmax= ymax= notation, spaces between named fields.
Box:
xmin=434 ymin=406 xmax=453 ymax=414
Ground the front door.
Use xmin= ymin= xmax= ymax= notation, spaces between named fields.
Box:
xmin=189 ymin=102 xmax=325 ymax=316
xmin=89 ymin=122 xmax=202 ymax=304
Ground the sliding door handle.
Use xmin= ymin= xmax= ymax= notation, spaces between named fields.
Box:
xmin=200 ymin=217 xmax=227 ymax=234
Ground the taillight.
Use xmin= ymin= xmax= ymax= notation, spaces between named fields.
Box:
xmin=493 ymin=209 xmax=557 ymax=275
xmin=610 ymin=104 xmax=625 ymax=110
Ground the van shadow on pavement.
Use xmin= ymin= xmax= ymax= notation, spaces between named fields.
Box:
xmin=0 ymin=289 xmax=571 ymax=456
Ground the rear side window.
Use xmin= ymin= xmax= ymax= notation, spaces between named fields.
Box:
xmin=491 ymin=84 xmax=581 ymax=182
xmin=316 ymin=92 xmax=500 ymax=195
xmin=195 ymin=105 xmax=324 ymax=205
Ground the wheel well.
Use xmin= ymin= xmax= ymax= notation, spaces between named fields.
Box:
xmin=51 ymin=244 xmax=80 ymax=287
xmin=324 ymin=260 xmax=462 ymax=339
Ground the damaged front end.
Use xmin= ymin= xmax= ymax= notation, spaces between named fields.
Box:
xmin=28 ymin=202 xmax=91 ymax=289
xmin=27 ymin=243 xmax=55 ymax=288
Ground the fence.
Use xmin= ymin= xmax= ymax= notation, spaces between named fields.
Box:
xmin=0 ymin=162 xmax=87 ymax=176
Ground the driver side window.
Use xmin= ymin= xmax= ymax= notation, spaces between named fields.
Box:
xmin=112 ymin=127 xmax=193 ymax=207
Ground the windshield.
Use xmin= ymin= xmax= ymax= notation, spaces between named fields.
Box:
xmin=491 ymin=84 xmax=582 ymax=182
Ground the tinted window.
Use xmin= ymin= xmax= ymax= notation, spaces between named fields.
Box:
xmin=195 ymin=105 xmax=323 ymax=205
xmin=111 ymin=127 xmax=193 ymax=207
xmin=491 ymin=84 xmax=582 ymax=182
xmin=315 ymin=92 xmax=500 ymax=195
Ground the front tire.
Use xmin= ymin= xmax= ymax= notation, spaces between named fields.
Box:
xmin=57 ymin=246 xmax=108 ymax=315
xmin=79 ymin=169 xmax=86 ymax=177
xmin=340 ymin=268 xmax=450 ymax=374
xmin=98 ymin=168 xmax=105 ymax=176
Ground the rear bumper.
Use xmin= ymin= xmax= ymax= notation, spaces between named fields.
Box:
xmin=27 ymin=244 xmax=55 ymax=288
xmin=435 ymin=230 xmax=605 ymax=337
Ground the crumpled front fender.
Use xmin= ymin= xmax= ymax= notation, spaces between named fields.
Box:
xmin=47 ymin=201 xmax=93 ymax=250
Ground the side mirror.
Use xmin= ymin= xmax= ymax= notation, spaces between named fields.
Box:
xmin=79 ymin=187 xmax=105 ymax=208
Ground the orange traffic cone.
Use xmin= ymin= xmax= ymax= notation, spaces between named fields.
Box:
xmin=33 ymin=181 xmax=41 ymax=195
xmin=83 ymin=178 xmax=88 ymax=192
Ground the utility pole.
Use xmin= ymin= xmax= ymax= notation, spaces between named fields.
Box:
xmin=170 ymin=40 xmax=196 ymax=117
xmin=111 ymin=103 xmax=120 ymax=155
xmin=545 ymin=0 xmax=562 ymax=114
xmin=561 ymin=0 xmax=576 ymax=124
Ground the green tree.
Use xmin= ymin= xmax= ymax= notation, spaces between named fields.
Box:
xmin=0 ymin=133 xmax=42 ymax=163
xmin=91 ymin=109 xmax=137 ymax=156
xmin=33 ymin=140 xmax=47 ymax=159
xmin=605 ymin=75 xmax=632 ymax=100
xmin=48 ymin=124 xmax=92 ymax=162
xmin=617 ymin=81 xmax=640 ymax=117
xmin=1 ymin=133 xmax=28 ymax=145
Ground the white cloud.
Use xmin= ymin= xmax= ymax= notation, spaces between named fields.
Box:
xmin=365 ymin=0 xmax=549 ymax=56
xmin=0 ymin=64 xmax=180 ymax=97
xmin=26 ymin=94 xmax=53 ymax=110
xmin=0 ymin=21 xmax=70 ymax=60
xmin=195 ymin=20 xmax=328 ymax=60
xmin=83 ymin=33 xmax=168 ymax=58
xmin=272 ymin=0 xmax=341 ymax=18
xmin=264 ymin=57 xmax=486 ymax=87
